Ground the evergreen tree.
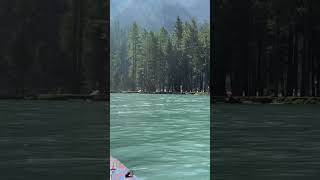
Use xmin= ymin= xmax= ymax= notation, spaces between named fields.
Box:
xmin=128 ymin=22 xmax=141 ymax=90
xmin=110 ymin=16 xmax=210 ymax=93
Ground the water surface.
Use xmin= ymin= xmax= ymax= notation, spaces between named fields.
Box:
xmin=214 ymin=104 xmax=320 ymax=180
xmin=0 ymin=100 xmax=107 ymax=180
xmin=111 ymin=93 xmax=210 ymax=180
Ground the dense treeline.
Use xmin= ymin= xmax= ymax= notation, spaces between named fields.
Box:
xmin=111 ymin=17 xmax=210 ymax=93
xmin=213 ymin=0 xmax=320 ymax=97
xmin=0 ymin=0 xmax=108 ymax=96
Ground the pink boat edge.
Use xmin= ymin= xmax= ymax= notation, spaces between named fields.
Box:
xmin=110 ymin=156 xmax=142 ymax=180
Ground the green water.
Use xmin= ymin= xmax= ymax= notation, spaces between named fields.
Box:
xmin=0 ymin=100 xmax=107 ymax=180
xmin=214 ymin=104 xmax=320 ymax=179
xmin=110 ymin=93 xmax=210 ymax=180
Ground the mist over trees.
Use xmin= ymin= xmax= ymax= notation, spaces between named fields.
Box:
xmin=110 ymin=17 xmax=210 ymax=93
xmin=110 ymin=0 xmax=210 ymax=31
xmin=213 ymin=0 xmax=320 ymax=97
xmin=0 ymin=0 xmax=108 ymax=96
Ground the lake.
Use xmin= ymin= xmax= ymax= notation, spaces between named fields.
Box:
xmin=214 ymin=104 xmax=320 ymax=179
xmin=110 ymin=93 xmax=210 ymax=180
xmin=0 ymin=100 xmax=107 ymax=180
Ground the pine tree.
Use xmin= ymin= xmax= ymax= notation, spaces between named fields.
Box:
xmin=172 ymin=16 xmax=184 ymax=92
xmin=158 ymin=27 xmax=169 ymax=91
xmin=199 ymin=22 xmax=210 ymax=92
xmin=128 ymin=22 xmax=141 ymax=90
xmin=111 ymin=16 xmax=210 ymax=93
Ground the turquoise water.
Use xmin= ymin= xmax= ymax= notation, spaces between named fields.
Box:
xmin=110 ymin=93 xmax=210 ymax=180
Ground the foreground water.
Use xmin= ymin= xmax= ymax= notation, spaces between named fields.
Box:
xmin=110 ymin=93 xmax=210 ymax=180
xmin=0 ymin=100 xmax=107 ymax=180
xmin=214 ymin=104 xmax=320 ymax=179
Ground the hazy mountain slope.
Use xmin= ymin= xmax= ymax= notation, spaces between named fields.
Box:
xmin=110 ymin=0 xmax=209 ymax=31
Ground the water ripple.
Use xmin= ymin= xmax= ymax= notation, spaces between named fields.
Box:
xmin=111 ymin=93 xmax=210 ymax=180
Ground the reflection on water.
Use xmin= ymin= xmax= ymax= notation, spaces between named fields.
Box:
xmin=111 ymin=93 xmax=210 ymax=180
xmin=214 ymin=104 xmax=320 ymax=180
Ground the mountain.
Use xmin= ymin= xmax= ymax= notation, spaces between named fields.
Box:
xmin=110 ymin=0 xmax=210 ymax=31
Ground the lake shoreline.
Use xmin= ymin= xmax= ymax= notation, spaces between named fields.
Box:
xmin=0 ymin=94 xmax=108 ymax=101
xmin=111 ymin=91 xmax=209 ymax=96
xmin=213 ymin=96 xmax=320 ymax=104
xmin=0 ymin=91 xmax=209 ymax=101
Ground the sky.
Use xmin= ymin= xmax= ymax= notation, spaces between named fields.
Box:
xmin=110 ymin=0 xmax=210 ymax=29
xmin=111 ymin=0 xmax=210 ymax=17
